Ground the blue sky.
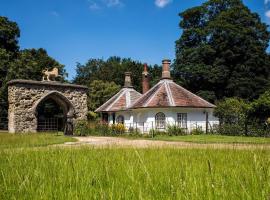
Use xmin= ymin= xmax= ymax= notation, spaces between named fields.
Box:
xmin=0 ymin=0 xmax=266 ymax=80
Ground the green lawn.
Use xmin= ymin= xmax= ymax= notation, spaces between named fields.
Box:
xmin=0 ymin=147 xmax=269 ymax=199
xmin=0 ymin=133 xmax=269 ymax=199
xmin=0 ymin=132 xmax=76 ymax=149
xmin=150 ymin=134 xmax=270 ymax=144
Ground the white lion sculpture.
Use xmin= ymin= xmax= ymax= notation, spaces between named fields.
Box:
xmin=42 ymin=67 xmax=60 ymax=81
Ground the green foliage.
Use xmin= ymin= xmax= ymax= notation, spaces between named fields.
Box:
xmin=248 ymin=90 xmax=270 ymax=124
xmin=0 ymin=16 xmax=20 ymax=53
xmin=110 ymin=123 xmax=126 ymax=134
xmin=73 ymin=57 xmax=162 ymax=94
xmin=88 ymin=80 xmax=120 ymax=111
xmin=0 ymin=16 xmax=65 ymax=119
xmin=214 ymin=98 xmax=249 ymax=124
xmin=87 ymin=111 xmax=99 ymax=121
xmin=175 ymin=0 xmax=270 ymax=101
xmin=74 ymin=120 xmax=90 ymax=136
xmin=216 ymin=124 xmax=244 ymax=136
xmin=190 ymin=128 xmax=204 ymax=135
xmin=166 ymin=125 xmax=187 ymax=136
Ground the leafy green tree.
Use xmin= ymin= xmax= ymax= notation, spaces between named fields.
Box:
xmin=174 ymin=0 xmax=270 ymax=101
xmin=0 ymin=16 xmax=65 ymax=120
xmin=0 ymin=16 xmax=20 ymax=53
xmin=248 ymin=91 xmax=270 ymax=124
xmin=214 ymin=97 xmax=249 ymax=125
xmin=73 ymin=57 xmax=162 ymax=93
xmin=8 ymin=48 xmax=66 ymax=81
xmin=88 ymin=80 xmax=121 ymax=111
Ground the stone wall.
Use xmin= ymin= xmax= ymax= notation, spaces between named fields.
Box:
xmin=8 ymin=79 xmax=88 ymax=133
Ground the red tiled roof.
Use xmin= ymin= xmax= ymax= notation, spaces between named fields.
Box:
xmin=131 ymin=79 xmax=215 ymax=109
xmin=95 ymin=88 xmax=142 ymax=112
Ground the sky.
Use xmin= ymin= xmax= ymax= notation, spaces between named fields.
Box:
xmin=0 ymin=0 xmax=267 ymax=80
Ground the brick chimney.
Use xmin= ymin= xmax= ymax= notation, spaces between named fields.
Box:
xmin=142 ymin=64 xmax=150 ymax=94
xmin=124 ymin=72 xmax=132 ymax=88
xmin=161 ymin=59 xmax=171 ymax=79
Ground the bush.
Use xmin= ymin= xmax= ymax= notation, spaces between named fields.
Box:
xmin=74 ymin=120 xmax=91 ymax=136
xmin=190 ymin=127 xmax=204 ymax=135
xmin=166 ymin=125 xmax=186 ymax=136
xmin=216 ymin=124 xmax=244 ymax=136
xmin=111 ymin=123 xmax=126 ymax=135
xmin=95 ymin=122 xmax=112 ymax=135
xmin=87 ymin=111 xmax=99 ymax=121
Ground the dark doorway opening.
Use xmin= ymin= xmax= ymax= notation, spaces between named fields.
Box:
xmin=37 ymin=98 xmax=65 ymax=132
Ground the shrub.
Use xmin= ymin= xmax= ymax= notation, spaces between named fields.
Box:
xmin=190 ymin=127 xmax=204 ymax=135
xmin=216 ymin=124 xmax=244 ymax=136
xmin=95 ymin=122 xmax=112 ymax=135
xmin=87 ymin=111 xmax=99 ymax=121
xmin=166 ymin=125 xmax=186 ymax=136
xmin=111 ymin=123 xmax=126 ymax=135
xmin=74 ymin=120 xmax=90 ymax=136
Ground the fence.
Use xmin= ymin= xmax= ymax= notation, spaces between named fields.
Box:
xmin=121 ymin=121 xmax=219 ymax=134
xmin=37 ymin=118 xmax=61 ymax=132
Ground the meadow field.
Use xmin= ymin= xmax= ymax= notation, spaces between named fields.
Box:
xmin=0 ymin=133 xmax=269 ymax=199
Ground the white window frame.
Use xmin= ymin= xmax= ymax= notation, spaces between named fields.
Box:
xmin=155 ymin=112 xmax=166 ymax=129
xmin=177 ymin=113 xmax=187 ymax=129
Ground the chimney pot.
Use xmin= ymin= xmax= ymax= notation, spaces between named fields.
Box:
xmin=142 ymin=63 xmax=150 ymax=94
xmin=161 ymin=59 xmax=171 ymax=79
xmin=124 ymin=72 xmax=132 ymax=88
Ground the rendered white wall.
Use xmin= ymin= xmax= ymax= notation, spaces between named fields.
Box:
xmin=108 ymin=107 xmax=219 ymax=133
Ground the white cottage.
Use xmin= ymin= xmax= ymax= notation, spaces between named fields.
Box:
xmin=95 ymin=59 xmax=219 ymax=133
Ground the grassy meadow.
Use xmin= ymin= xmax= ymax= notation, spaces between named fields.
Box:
xmin=0 ymin=132 xmax=76 ymax=149
xmin=150 ymin=134 xmax=270 ymax=144
xmin=0 ymin=133 xmax=269 ymax=199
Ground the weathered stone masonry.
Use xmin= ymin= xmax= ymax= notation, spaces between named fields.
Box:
xmin=8 ymin=79 xmax=88 ymax=133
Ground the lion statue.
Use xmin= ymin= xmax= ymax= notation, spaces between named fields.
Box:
xmin=42 ymin=67 xmax=60 ymax=81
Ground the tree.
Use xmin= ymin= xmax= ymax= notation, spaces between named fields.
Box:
xmin=0 ymin=16 xmax=20 ymax=53
xmin=88 ymin=80 xmax=120 ymax=111
xmin=8 ymin=48 xmax=66 ymax=81
xmin=0 ymin=16 xmax=65 ymax=120
xmin=174 ymin=0 xmax=270 ymax=101
xmin=214 ymin=97 xmax=249 ymax=124
xmin=73 ymin=56 xmax=162 ymax=93
xmin=248 ymin=91 xmax=270 ymax=124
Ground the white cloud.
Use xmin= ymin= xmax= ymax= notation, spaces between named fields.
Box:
xmin=155 ymin=0 xmax=172 ymax=8
xmin=89 ymin=2 xmax=100 ymax=10
xmin=105 ymin=0 xmax=122 ymax=7
xmin=88 ymin=0 xmax=123 ymax=10
xmin=265 ymin=10 xmax=270 ymax=18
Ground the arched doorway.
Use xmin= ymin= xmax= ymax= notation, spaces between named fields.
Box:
xmin=33 ymin=91 xmax=74 ymax=134
xmin=37 ymin=98 xmax=65 ymax=131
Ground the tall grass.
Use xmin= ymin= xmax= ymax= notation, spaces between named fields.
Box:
xmin=0 ymin=147 xmax=269 ymax=199
xmin=0 ymin=133 xmax=76 ymax=149
xmin=151 ymin=134 xmax=270 ymax=144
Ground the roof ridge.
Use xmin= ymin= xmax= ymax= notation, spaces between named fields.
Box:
xmin=144 ymin=82 xmax=163 ymax=107
xmin=165 ymin=80 xmax=175 ymax=106
xmin=105 ymin=89 xmax=126 ymax=111
xmin=130 ymin=81 xmax=161 ymax=108
xmin=171 ymin=82 xmax=215 ymax=107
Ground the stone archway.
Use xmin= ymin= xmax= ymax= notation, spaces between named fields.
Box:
xmin=8 ymin=80 xmax=88 ymax=133
xmin=32 ymin=91 xmax=75 ymax=133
